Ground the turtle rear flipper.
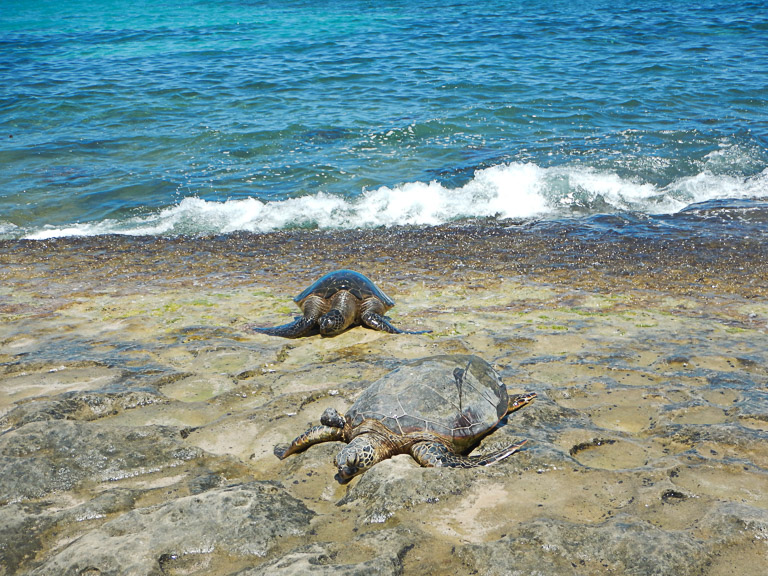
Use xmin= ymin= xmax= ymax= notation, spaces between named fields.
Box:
xmin=361 ymin=311 xmax=431 ymax=335
xmin=249 ymin=317 xmax=317 ymax=338
xmin=410 ymin=440 xmax=527 ymax=468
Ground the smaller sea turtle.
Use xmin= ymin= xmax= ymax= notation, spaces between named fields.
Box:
xmin=250 ymin=269 xmax=429 ymax=338
xmin=274 ymin=354 xmax=536 ymax=482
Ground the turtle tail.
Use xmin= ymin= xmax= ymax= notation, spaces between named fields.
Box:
xmin=411 ymin=440 xmax=527 ymax=469
xmin=249 ymin=317 xmax=317 ymax=338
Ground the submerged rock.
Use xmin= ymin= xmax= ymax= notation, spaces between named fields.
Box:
xmin=456 ymin=517 xmax=702 ymax=575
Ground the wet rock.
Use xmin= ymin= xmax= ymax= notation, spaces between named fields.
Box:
xmin=660 ymin=422 xmax=767 ymax=458
xmin=0 ymin=501 xmax=57 ymax=576
xmin=239 ymin=544 xmax=392 ymax=576
xmin=1 ymin=386 xmax=168 ymax=428
xmin=457 ymin=516 xmax=707 ymax=575
xmin=26 ymin=481 xmax=315 ymax=576
xmin=0 ymin=420 xmax=202 ymax=504
xmin=513 ymin=394 xmax=591 ymax=443
xmin=3 ymin=231 xmax=768 ymax=575
xmin=0 ymin=490 xmax=139 ymax=576
xmin=338 ymin=455 xmax=483 ymax=526
xmin=237 ymin=527 xmax=417 ymax=576
xmin=457 ymin=502 xmax=768 ymax=576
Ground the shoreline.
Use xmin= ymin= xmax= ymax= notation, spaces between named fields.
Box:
xmin=3 ymin=219 xmax=767 ymax=295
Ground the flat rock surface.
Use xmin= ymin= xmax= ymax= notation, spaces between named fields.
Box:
xmin=1 ymin=224 xmax=767 ymax=575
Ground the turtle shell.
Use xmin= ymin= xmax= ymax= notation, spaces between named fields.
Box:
xmin=294 ymin=269 xmax=395 ymax=307
xmin=346 ymin=355 xmax=510 ymax=452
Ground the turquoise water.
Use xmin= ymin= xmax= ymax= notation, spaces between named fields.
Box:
xmin=1 ymin=0 xmax=767 ymax=239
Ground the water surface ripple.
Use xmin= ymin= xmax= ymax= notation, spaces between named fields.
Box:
xmin=1 ymin=0 xmax=767 ymax=238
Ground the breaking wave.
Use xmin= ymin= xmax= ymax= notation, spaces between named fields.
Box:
xmin=16 ymin=162 xmax=768 ymax=240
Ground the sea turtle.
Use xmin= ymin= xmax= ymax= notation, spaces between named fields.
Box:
xmin=249 ymin=269 xmax=429 ymax=338
xmin=274 ymin=354 xmax=536 ymax=483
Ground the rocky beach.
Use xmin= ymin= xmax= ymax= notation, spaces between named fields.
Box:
xmin=1 ymin=221 xmax=768 ymax=575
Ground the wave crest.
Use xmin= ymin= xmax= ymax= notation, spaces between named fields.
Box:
xmin=20 ymin=162 xmax=767 ymax=240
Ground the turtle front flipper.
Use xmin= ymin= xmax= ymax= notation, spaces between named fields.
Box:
xmin=274 ymin=424 xmax=345 ymax=460
xmin=361 ymin=311 xmax=431 ymax=335
xmin=410 ymin=440 xmax=527 ymax=468
xmin=320 ymin=407 xmax=346 ymax=429
xmin=249 ymin=316 xmax=317 ymax=338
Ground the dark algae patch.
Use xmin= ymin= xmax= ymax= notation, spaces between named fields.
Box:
xmin=568 ymin=437 xmax=617 ymax=456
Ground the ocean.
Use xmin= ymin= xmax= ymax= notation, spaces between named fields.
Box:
xmin=1 ymin=0 xmax=766 ymax=241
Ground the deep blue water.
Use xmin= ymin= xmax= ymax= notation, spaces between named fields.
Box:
xmin=1 ymin=0 xmax=767 ymax=239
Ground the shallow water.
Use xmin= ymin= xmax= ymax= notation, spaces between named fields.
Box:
xmin=2 ymin=225 xmax=767 ymax=574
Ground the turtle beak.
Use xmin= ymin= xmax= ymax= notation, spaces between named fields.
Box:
xmin=334 ymin=471 xmax=354 ymax=484
xmin=334 ymin=462 xmax=357 ymax=484
xmin=319 ymin=310 xmax=346 ymax=336
xmin=334 ymin=449 xmax=359 ymax=483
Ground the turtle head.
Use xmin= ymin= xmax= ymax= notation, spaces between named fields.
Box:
xmin=334 ymin=435 xmax=381 ymax=483
xmin=508 ymin=392 xmax=537 ymax=414
xmin=318 ymin=310 xmax=347 ymax=336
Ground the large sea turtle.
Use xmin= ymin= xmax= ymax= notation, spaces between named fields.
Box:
xmin=249 ymin=269 xmax=429 ymax=338
xmin=274 ymin=354 xmax=536 ymax=483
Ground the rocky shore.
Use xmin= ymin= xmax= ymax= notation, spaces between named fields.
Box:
xmin=1 ymin=222 xmax=767 ymax=575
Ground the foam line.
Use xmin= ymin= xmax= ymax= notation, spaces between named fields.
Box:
xmin=20 ymin=163 xmax=767 ymax=239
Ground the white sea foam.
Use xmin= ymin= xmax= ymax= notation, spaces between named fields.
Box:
xmin=22 ymin=163 xmax=768 ymax=240
xmin=0 ymin=221 xmax=21 ymax=237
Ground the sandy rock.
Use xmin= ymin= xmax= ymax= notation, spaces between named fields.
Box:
xmin=3 ymin=230 xmax=768 ymax=575
xmin=0 ymin=490 xmax=140 ymax=576
xmin=238 ymin=527 xmax=419 ymax=576
xmin=1 ymin=386 xmax=168 ymax=428
xmin=456 ymin=516 xmax=704 ymax=575
xmin=0 ymin=420 xmax=202 ymax=503
xmin=338 ymin=455 xmax=474 ymax=526
xmin=27 ymin=482 xmax=315 ymax=576
xmin=456 ymin=502 xmax=768 ymax=576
